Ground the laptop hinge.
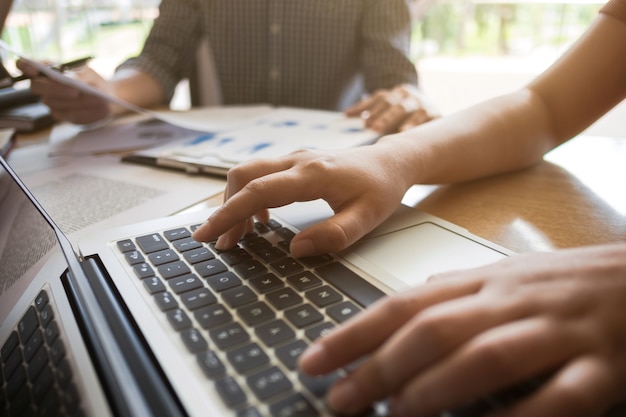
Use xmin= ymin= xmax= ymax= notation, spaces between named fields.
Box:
xmin=63 ymin=256 xmax=187 ymax=417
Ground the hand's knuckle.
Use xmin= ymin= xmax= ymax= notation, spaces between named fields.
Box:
xmin=414 ymin=309 xmax=458 ymax=350
xmin=378 ymin=294 xmax=419 ymax=321
xmin=473 ymin=339 xmax=518 ymax=373
xmin=244 ymin=177 xmax=270 ymax=198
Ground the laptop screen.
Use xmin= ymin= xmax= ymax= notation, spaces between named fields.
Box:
xmin=0 ymin=155 xmax=61 ymax=322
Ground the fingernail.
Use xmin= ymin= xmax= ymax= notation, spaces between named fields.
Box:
xmin=290 ymin=239 xmax=316 ymax=258
xmin=191 ymin=220 xmax=209 ymax=239
xmin=328 ymin=377 xmax=359 ymax=413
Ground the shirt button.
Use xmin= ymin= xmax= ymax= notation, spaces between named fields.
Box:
xmin=270 ymin=23 xmax=281 ymax=35
xmin=269 ymin=69 xmax=281 ymax=80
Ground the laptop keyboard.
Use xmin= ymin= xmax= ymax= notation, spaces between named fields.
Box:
xmin=116 ymin=217 xmax=386 ymax=416
xmin=1 ymin=289 xmax=85 ymax=417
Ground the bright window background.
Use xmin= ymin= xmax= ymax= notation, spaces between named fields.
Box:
xmin=3 ymin=0 xmax=157 ymax=76
xmin=2 ymin=0 xmax=623 ymax=135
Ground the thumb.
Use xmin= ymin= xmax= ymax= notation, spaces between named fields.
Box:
xmin=288 ymin=204 xmax=387 ymax=257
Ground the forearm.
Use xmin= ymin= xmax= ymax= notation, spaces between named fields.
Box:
xmin=379 ymin=88 xmax=560 ymax=186
xmin=108 ymin=68 xmax=165 ymax=115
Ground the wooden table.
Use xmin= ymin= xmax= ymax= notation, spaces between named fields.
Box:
xmin=408 ymin=134 xmax=626 ymax=253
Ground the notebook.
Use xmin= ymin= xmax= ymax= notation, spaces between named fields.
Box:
xmin=0 ymin=153 xmax=518 ymax=417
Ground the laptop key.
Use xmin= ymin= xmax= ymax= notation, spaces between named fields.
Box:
xmin=305 ymin=285 xmax=342 ymax=307
xmin=197 ymin=350 xmax=226 ymax=380
xmin=298 ymin=254 xmax=334 ymax=268
xmin=255 ymin=319 xmax=296 ymax=347
xmin=227 ymin=342 xmax=270 ymax=374
xmin=116 ymin=239 xmax=136 ymax=253
xmin=43 ymin=321 xmax=59 ymax=346
xmin=180 ymin=288 xmax=217 ymax=310
xmin=268 ymin=392 xmax=318 ymax=417
xmin=195 ymin=304 xmax=233 ymax=329
xmin=158 ymin=261 xmax=191 ymax=279
xmin=327 ymin=301 xmax=361 ymax=324
xmin=248 ymin=273 xmax=284 ymax=294
xmin=135 ymin=233 xmax=170 ymax=253
xmin=270 ymin=257 xmax=304 ymax=277
xmin=48 ymin=338 xmax=66 ymax=365
xmin=56 ymin=359 xmax=73 ymax=388
xmin=34 ymin=290 xmax=49 ymax=312
xmin=275 ymin=340 xmax=308 ymax=370
xmin=286 ymin=272 xmax=322 ymax=292
xmin=247 ymin=366 xmax=292 ymax=401
xmin=183 ymin=246 xmax=215 ymax=264
xmin=219 ymin=248 xmax=253 ymax=266
xmin=316 ymin=262 xmax=385 ymax=307
xmin=125 ymin=250 xmax=145 ymax=265
xmin=133 ymin=263 xmax=154 ymax=279
xmin=222 ymin=286 xmax=258 ymax=308
xmin=237 ymin=301 xmax=275 ymax=326
xmin=23 ymin=329 xmax=44 ymax=362
xmin=31 ymin=366 xmax=53 ymax=402
xmin=2 ymin=331 xmax=19 ymax=361
xmin=234 ymin=260 xmax=267 ymax=279
xmin=27 ymin=347 xmax=48 ymax=381
xmin=238 ymin=406 xmax=263 ymax=417
xmin=207 ymin=271 xmax=242 ymax=292
xmin=215 ymin=376 xmax=247 ymax=407
xmin=274 ymin=227 xmax=296 ymax=241
xmin=240 ymin=236 xmax=273 ymax=251
xmin=304 ymin=322 xmax=335 ymax=342
xmin=195 ymin=259 xmax=228 ymax=278
xmin=154 ymin=292 xmax=179 ymax=311
xmin=148 ymin=249 xmax=179 ymax=266
xmin=172 ymin=237 xmax=203 ymax=252
xmin=38 ymin=304 xmax=54 ymax=328
xmin=284 ymin=304 xmax=324 ymax=329
xmin=266 ymin=219 xmax=282 ymax=230
xmin=252 ymin=246 xmax=286 ymax=263
xmin=18 ymin=307 xmax=38 ymax=343
xmin=168 ymin=273 xmax=203 ymax=294
xmin=210 ymin=322 xmax=250 ymax=350
xmin=143 ymin=277 xmax=166 ymax=294
xmin=4 ymin=346 xmax=21 ymax=379
xmin=181 ymin=328 xmax=208 ymax=353
xmin=164 ymin=227 xmax=191 ymax=241
xmin=265 ymin=288 xmax=302 ymax=310
xmin=6 ymin=365 xmax=27 ymax=398
xmin=166 ymin=309 xmax=192 ymax=331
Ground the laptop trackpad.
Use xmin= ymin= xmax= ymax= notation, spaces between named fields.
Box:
xmin=346 ymin=222 xmax=507 ymax=291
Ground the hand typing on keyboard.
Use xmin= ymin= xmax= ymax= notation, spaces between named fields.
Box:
xmin=191 ymin=139 xmax=412 ymax=258
xmin=297 ymin=244 xmax=626 ymax=417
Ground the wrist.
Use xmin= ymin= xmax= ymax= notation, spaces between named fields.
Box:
xmin=376 ymin=132 xmax=426 ymax=189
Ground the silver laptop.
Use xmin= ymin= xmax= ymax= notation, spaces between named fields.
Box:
xmin=0 ymin=153 xmax=514 ymax=417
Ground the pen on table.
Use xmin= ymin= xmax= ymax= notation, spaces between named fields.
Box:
xmin=12 ymin=56 xmax=94 ymax=83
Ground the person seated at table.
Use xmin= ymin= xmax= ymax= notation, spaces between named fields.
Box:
xmin=192 ymin=0 xmax=626 ymax=415
xmin=16 ymin=0 xmax=438 ymax=134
